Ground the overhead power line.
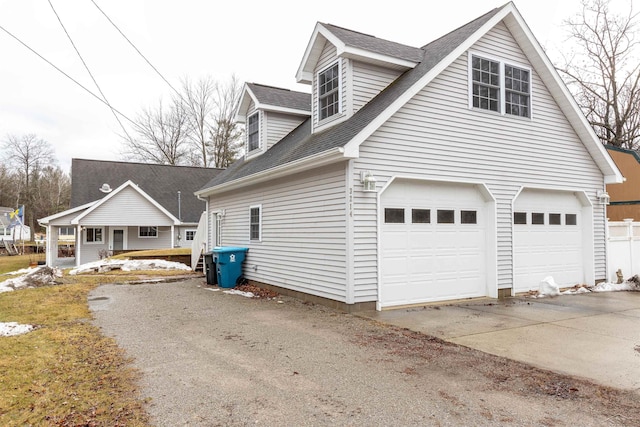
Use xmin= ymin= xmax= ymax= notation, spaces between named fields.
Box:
xmin=89 ymin=0 xmax=182 ymax=98
xmin=0 ymin=23 xmax=137 ymax=128
xmin=47 ymin=0 xmax=133 ymax=140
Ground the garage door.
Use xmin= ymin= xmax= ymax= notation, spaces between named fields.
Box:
xmin=513 ymin=189 xmax=585 ymax=293
xmin=380 ymin=180 xmax=488 ymax=307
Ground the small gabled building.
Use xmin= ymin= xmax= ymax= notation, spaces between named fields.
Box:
xmin=196 ymin=2 xmax=622 ymax=310
xmin=39 ymin=159 xmax=222 ymax=267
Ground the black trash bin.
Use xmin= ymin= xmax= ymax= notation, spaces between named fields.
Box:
xmin=204 ymin=252 xmax=217 ymax=285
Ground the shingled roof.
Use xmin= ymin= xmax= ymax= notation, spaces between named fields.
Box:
xmin=246 ymin=83 xmax=311 ymax=112
xmin=321 ymin=23 xmax=425 ymax=63
xmin=71 ymin=159 xmax=222 ymax=223
xmin=199 ymin=6 xmax=502 ymax=192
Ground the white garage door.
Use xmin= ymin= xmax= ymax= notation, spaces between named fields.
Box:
xmin=514 ymin=189 xmax=585 ymax=293
xmin=380 ymin=180 xmax=488 ymax=307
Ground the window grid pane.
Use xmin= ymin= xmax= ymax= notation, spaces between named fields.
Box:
xmin=472 ymin=56 xmax=500 ymax=112
xmin=504 ymin=65 xmax=530 ymax=117
xmin=248 ymin=113 xmax=259 ymax=151
xmin=250 ymin=207 xmax=260 ymax=240
xmin=461 ymin=210 xmax=477 ymax=224
xmin=319 ymin=63 xmax=340 ymax=120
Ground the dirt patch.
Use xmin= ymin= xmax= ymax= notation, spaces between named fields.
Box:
xmin=235 ymin=283 xmax=280 ymax=299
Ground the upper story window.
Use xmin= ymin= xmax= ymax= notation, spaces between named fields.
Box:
xmin=471 ymin=56 xmax=500 ymax=112
xmin=471 ymin=54 xmax=531 ymax=118
xmin=318 ymin=62 xmax=340 ymax=121
xmin=504 ymin=65 xmax=530 ymax=117
xmin=247 ymin=112 xmax=260 ymax=152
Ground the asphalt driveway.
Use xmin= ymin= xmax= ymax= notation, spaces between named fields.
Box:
xmin=89 ymin=279 xmax=640 ymax=426
xmin=360 ymin=291 xmax=640 ymax=391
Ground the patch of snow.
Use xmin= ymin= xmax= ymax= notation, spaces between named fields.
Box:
xmin=0 ymin=322 xmax=35 ymax=337
xmin=533 ymin=275 xmax=640 ymax=298
xmin=223 ymin=289 xmax=255 ymax=298
xmin=69 ymin=259 xmax=191 ymax=275
xmin=0 ymin=266 xmax=62 ymax=293
xmin=539 ymin=276 xmax=560 ymax=297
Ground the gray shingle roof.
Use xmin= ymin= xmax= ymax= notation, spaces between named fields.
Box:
xmin=247 ymin=83 xmax=311 ymax=112
xmin=200 ymin=7 xmax=501 ymax=192
xmin=71 ymin=159 xmax=222 ymax=223
xmin=322 ymin=23 xmax=425 ymax=63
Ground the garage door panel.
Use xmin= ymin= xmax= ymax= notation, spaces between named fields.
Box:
xmin=514 ymin=189 xmax=586 ymax=292
xmin=381 ymin=180 xmax=488 ymax=306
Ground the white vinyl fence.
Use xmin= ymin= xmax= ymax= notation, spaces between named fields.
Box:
xmin=608 ymin=219 xmax=640 ymax=282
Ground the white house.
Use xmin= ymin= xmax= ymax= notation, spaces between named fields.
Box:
xmin=195 ymin=2 xmax=622 ymax=311
xmin=39 ymin=159 xmax=222 ymax=267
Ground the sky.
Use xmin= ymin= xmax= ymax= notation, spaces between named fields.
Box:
xmin=0 ymin=0 xmax=594 ymax=171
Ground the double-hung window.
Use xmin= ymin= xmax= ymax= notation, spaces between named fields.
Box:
xmin=504 ymin=65 xmax=530 ymax=117
xmin=471 ymin=56 xmax=500 ymax=112
xmin=471 ymin=54 xmax=531 ymax=118
xmin=250 ymin=205 xmax=261 ymax=241
xmin=247 ymin=112 xmax=260 ymax=152
xmin=318 ymin=62 xmax=340 ymax=121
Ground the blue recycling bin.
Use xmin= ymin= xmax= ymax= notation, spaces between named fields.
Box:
xmin=211 ymin=247 xmax=248 ymax=288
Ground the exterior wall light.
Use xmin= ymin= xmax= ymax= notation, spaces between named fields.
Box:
xmin=597 ymin=190 xmax=610 ymax=205
xmin=361 ymin=171 xmax=377 ymax=192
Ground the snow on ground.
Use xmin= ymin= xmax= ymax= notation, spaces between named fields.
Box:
xmin=0 ymin=266 xmax=62 ymax=293
xmin=69 ymin=259 xmax=192 ymax=275
xmin=0 ymin=322 xmax=35 ymax=337
xmin=533 ymin=275 xmax=640 ymax=298
xmin=1 ymin=258 xmax=192 ymax=337
xmin=223 ymin=289 xmax=255 ymax=298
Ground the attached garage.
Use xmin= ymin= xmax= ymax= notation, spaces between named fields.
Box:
xmin=513 ymin=188 xmax=594 ymax=293
xmin=379 ymin=179 xmax=496 ymax=308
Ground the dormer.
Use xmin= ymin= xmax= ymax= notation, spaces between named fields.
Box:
xmin=296 ymin=22 xmax=424 ymax=133
xmin=236 ymin=83 xmax=311 ymax=160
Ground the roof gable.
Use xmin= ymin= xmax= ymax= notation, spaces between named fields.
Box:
xmin=236 ymin=83 xmax=311 ymax=123
xmin=296 ymin=22 xmax=423 ymax=84
xmin=72 ymin=180 xmax=179 ymax=225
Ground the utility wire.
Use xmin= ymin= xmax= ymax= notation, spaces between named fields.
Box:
xmin=0 ymin=23 xmax=138 ymax=128
xmin=47 ymin=0 xmax=133 ymax=141
xmin=89 ymin=0 xmax=182 ymax=99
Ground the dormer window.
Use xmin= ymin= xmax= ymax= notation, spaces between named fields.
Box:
xmin=248 ymin=112 xmax=260 ymax=152
xmin=318 ymin=62 xmax=340 ymax=120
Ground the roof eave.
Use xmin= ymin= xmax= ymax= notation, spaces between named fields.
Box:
xmin=196 ymin=147 xmax=354 ymax=197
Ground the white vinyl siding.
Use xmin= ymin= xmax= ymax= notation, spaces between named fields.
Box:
xmin=209 ymin=162 xmax=348 ymax=302
xmin=78 ymin=186 xmax=175 ymax=226
xmin=352 ymin=61 xmax=403 ymax=113
xmin=351 ymin=22 xmax=606 ymax=301
xmin=125 ymin=225 xmax=172 ymax=250
xmin=265 ymin=112 xmax=307 ymax=150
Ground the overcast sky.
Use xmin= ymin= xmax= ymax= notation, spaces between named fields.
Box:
xmin=0 ymin=0 xmax=592 ymax=171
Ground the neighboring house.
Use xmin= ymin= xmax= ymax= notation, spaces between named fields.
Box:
xmin=0 ymin=207 xmax=31 ymax=241
xmin=195 ymin=2 xmax=622 ymax=311
xmin=39 ymin=159 xmax=222 ymax=267
xmin=605 ymin=145 xmax=640 ymax=221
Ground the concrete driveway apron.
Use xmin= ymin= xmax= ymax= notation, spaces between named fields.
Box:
xmin=359 ymin=291 xmax=640 ymax=391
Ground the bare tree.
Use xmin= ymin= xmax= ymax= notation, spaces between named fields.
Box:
xmin=2 ymin=134 xmax=57 ymax=239
xmin=122 ymin=75 xmax=243 ymax=168
xmin=123 ymin=98 xmax=191 ymax=165
xmin=209 ymin=75 xmax=244 ymax=168
xmin=556 ymin=0 xmax=640 ymax=149
xmin=181 ymin=76 xmax=215 ymax=167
